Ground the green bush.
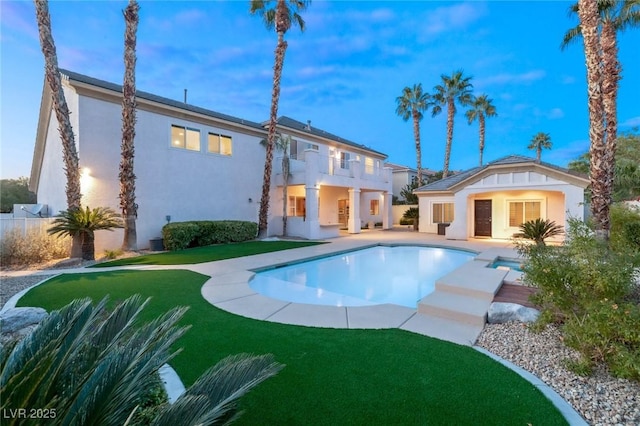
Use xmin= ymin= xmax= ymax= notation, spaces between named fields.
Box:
xmin=399 ymin=218 xmax=414 ymax=225
xmin=0 ymin=226 xmax=70 ymax=266
xmin=610 ymin=203 xmax=640 ymax=258
xmin=162 ymin=220 xmax=258 ymax=251
xmin=518 ymin=218 xmax=640 ymax=380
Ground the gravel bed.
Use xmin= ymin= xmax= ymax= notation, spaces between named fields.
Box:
xmin=476 ymin=322 xmax=640 ymax=425
xmin=1 ymin=274 xmax=57 ymax=308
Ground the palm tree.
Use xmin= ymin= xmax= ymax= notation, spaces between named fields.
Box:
xmin=261 ymin=133 xmax=292 ymax=236
xmin=465 ymin=94 xmax=497 ymax=167
xmin=395 ymin=84 xmax=430 ymax=185
xmin=34 ymin=0 xmax=82 ymax=257
xmin=528 ymin=132 xmax=553 ymax=162
xmin=251 ymin=0 xmax=309 ymax=238
xmin=563 ymin=0 xmax=640 ymax=239
xmin=0 ymin=295 xmax=283 ymax=425
xmin=48 ymin=206 xmax=124 ymax=261
xmin=431 ymin=70 xmax=474 ymax=178
xmin=120 ymin=0 xmax=139 ymax=251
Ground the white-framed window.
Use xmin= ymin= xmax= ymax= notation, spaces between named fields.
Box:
xmin=340 ymin=152 xmax=350 ymax=169
xmin=432 ymin=203 xmax=454 ymax=223
xmin=171 ymin=125 xmax=200 ymax=151
xmin=508 ymin=200 xmax=541 ymax=227
xmin=365 ymin=157 xmax=375 ymax=174
xmin=288 ymin=196 xmax=306 ymax=217
xmin=370 ymin=199 xmax=379 ymax=215
xmin=208 ymin=133 xmax=232 ymax=156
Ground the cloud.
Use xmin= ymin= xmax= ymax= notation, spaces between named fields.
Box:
xmin=478 ymin=70 xmax=546 ymax=86
xmin=423 ymin=3 xmax=487 ymax=35
xmin=561 ymin=75 xmax=576 ymax=84
xmin=546 ymin=108 xmax=565 ymax=119
xmin=0 ymin=1 xmax=39 ymax=41
xmin=620 ymin=116 xmax=640 ymax=128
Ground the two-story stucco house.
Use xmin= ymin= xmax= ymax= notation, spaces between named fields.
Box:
xmin=414 ymin=155 xmax=589 ymax=240
xmin=30 ymin=70 xmax=393 ymax=251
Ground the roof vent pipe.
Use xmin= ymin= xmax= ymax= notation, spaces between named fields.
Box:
xmin=306 ymin=120 xmax=311 ymax=131
xmin=184 ymin=89 xmax=187 ymax=104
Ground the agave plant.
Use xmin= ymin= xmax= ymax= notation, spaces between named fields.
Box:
xmin=0 ymin=295 xmax=283 ymax=426
xmin=514 ymin=218 xmax=564 ymax=246
xmin=48 ymin=206 xmax=124 ymax=260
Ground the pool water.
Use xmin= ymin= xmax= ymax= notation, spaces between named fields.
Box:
xmin=250 ymin=245 xmax=474 ymax=308
xmin=491 ymin=259 xmax=524 ymax=272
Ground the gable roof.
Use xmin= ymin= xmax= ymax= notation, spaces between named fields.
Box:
xmin=414 ymin=155 xmax=589 ymax=193
xmin=274 ymin=116 xmax=387 ymax=158
xmin=60 ymin=69 xmax=266 ymax=131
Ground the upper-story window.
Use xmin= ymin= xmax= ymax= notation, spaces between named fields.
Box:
xmin=208 ymin=133 xmax=232 ymax=156
xmin=365 ymin=157 xmax=375 ymax=174
xmin=171 ymin=125 xmax=200 ymax=151
xmin=340 ymin=152 xmax=350 ymax=169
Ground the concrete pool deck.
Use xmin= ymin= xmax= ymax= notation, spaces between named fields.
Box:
xmin=194 ymin=229 xmax=520 ymax=346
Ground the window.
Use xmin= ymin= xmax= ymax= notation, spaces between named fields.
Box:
xmin=306 ymin=143 xmax=319 ymax=151
xmin=171 ymin=125 xmax=200 ymax=151
xmin=365 ymin=157 xmax=375 ymax=174
xmin=340 ymin=152 xmax=350 ymax=169
xmin=208 ymin=133 xmax=232 ymax=156
xmin=370 ymin=200 xmax=379 ymax=215
xmin=288 ymin=196 xmax=306 ymax=217
xmin=432 ymin=203 xmax=454 ymax=223
xmin=508 ymin=201 xmax=541 ymax=227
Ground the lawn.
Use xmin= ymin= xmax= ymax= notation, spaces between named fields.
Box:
xmin=18 ymin=270 xmax=567 ymax=425
xmin=92 ymin=240 xmax=324 ymax=267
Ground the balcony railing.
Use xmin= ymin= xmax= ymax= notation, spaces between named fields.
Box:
xmin=274 ymin=153 xmax=389 ymax=183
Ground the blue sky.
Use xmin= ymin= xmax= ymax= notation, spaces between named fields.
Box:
xmin=1 ymin=1 xmax=639 ymax=179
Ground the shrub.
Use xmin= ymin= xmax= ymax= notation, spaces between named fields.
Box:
xmin=162 ymin=221 xmax=258 ymax=251
xmin=399 ymin=218 xmax=414 ymax=225
xmin=0 ymin=295 xmax=283 ymax=425
xmin=513 ymin=218 xmax=563 ymax=246
xmin=610 ymin=203 xmax=640 ymax=258
xmin=518 ymin=218 xmax=640 ymax=380
xmin=0 ymin=226 xmax=70 ymax=267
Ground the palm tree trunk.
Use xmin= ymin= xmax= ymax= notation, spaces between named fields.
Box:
xmin=258 ymin=34 xmax=287 ymax=238
xmin=537 ymin=146 xmax=541 ymax=162
xmin=81 ymin=232 xmax=95 ymax=261
xmin=34 ymin=0 xmax=82 ymax=258
xmin=282 ymin=153 xmax=289 ymax=236
xmin=478 ymin=114 xmax=485 ymax=167
xmin=412 ymin=110 xmax=422 ymax=184
xmin=600 ymin=20 xmax=619 ymax=235
xmin=578 ymin=0 xmax=608 ymax=239
xmin=443 ymin=99 xmax=455 ymax=178
xmin=120 ymin=0 xmax=139 ymax=251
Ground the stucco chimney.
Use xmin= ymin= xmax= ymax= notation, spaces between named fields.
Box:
xmin=306 ymin=120 xmax=312 ymax=131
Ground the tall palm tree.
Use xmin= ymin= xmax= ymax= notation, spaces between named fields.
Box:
xmin=527 ymin=132 xmax=553 ymax=162
xmin=34 ymin=0 xmax=82 ymax=257
xmin=395 ymin=84 xmax=430 ymax=185
xmin=465 ymin=94 xmax=497 ymax=167
xmin=260 ymin=133 xmax=292 ymax=236
xmin=120 ymin=0 xmax=139 ymax=251
xmin=563 ymin=0 xmax=640 ymax=239
xmin=431 ymin=70 xmax=474 ymax=178
xmin=251 ymin=0 xmax=309 ymax=238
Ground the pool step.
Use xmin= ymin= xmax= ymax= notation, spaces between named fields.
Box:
xmin=435 ymin=261 xmax=507 ymax=301
xmin=418 ymin=292 xmax=492 ymax=327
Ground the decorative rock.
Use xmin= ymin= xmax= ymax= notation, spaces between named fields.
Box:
xmin=0 ymin=307 xmax=47 ymax=334
xmin=487 ymin=302 xmax=539 ymax=324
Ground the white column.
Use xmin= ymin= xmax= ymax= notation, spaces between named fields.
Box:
xmin=382 ymin=191 xmax=392 ymax=230
xmin=348 ymin=188 xmax=361 ymax=234
xmin=305 ymin=185 xmax=320 ymax=239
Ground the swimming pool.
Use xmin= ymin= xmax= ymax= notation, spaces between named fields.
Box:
xmin=491 ymin=258 xmax=524 ymax=272
xmin=249 ymin=245 xmax=475 ymax=308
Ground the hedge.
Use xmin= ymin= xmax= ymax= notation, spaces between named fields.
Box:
xmin=162 ymin=220 xmax=258 ymax=251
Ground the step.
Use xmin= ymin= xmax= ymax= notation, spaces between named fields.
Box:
xmin=400 ymin=314 xmax=484 ymax=346
xmin=435 ymin=261 xmax=507 ymax=301
xmin=418 ymin=291 xmax=492 ymax=327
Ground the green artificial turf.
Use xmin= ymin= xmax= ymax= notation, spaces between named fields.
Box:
xmin=92 ymin=240 xmax=324 ymax=267
xmin=18 ymin=271 xmax=567 ymax=425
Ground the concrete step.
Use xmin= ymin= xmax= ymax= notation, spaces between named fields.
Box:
xmin=435 ymin=261 xmax=507 ymax=301
xmin=418 ymin=291 xmax=492 ymax=327
xmin=400 ymin=314 xmax=484 ymax=346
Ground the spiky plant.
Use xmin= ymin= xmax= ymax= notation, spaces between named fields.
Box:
xmin=514 ymin=218 xmax=564 ymax=246
xmin=48 ymin=206 xmax=124 ymax=260
xmin=0 ymin=295 xmax=283 ymax=426
xmin=402 ymin=207 xmax=420 ymax=231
